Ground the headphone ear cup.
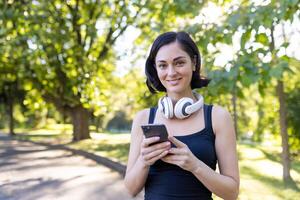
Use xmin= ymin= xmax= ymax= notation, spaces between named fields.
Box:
xmin=159 ymin=96 xmax=174 ymax=119
xmin=158 ymin=97 xmax=164 ymax=114
xmin=174 ymin=97 xmax=193 ymax=119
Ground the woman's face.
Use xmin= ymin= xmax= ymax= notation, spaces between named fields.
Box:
xmin=155 ymin=41 xmax=195 ymax=95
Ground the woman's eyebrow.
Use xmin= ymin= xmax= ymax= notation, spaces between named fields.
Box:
xmin=173 ymin=56 xmax=186 ymax=61
xmin=157 ymin=56 xmax=186 ymax=63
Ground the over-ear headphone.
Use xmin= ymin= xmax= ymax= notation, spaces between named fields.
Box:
xmin=158 ymin=91 xmax=204 ymax=119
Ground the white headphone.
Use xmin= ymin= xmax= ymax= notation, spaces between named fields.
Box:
xmin=158 ymin=91 xmax=204 ymax=119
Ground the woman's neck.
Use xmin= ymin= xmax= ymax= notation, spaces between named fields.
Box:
xmin=167 ymin=90 xmax=196 ymax=102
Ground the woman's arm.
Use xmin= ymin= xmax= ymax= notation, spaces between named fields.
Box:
xmin=124 ymin=109 xmax=171 ymax=197
xmin=124 ymin=109 xmax=149 ymax=197
xmin=162 ymin=105 xmax=239 ymax=200
xmin=192 ymin=105 xmax=239 ymax=199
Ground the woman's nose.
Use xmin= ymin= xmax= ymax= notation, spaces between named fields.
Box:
xmin=167 ymin=65 xmax=177 ymax=76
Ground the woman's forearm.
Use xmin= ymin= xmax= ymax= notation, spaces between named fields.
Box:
xmin=124 ymin=155 xmax=150 ymax=197
xmin=192 ymin=160 xmax=239 ymax=200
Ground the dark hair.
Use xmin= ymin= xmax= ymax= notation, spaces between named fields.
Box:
xmin=145 ymin=31 xmax=210 ymax=93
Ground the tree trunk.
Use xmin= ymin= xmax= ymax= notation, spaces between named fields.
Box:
xmin=254 ymin=100 xmax=264 ymax=142
xmin=8 ymin=96 xmax=15 ymax=136
xmin=70 ymin=105 xmax=90 ymax=141
xmin=270 ymin=23 xmax=292 ymax=183
xmin=231 ymin=84 xmax=238 ymax=139
xmin=95 ymin=117 xmax=101 ymax=133
xmin=277 ymin=80 xmax=292 ymax=183
xmin=5 ymin=83 xmax=15 ymax=136
xmin=95 ymin=114 xmax=104 ymax=133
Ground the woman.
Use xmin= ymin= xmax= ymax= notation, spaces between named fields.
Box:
xmin=124 ymin=31 xmax=239 ymax=200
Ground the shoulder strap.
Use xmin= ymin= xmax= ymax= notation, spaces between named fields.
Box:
xmin=204 ymin=104 xmax=213 ymax=130
xmin=148 ymin=107 xmax=158 ymax=124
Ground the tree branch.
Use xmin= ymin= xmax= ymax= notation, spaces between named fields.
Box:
xmin=84 ymin=0 xmax=104 ymax=57
xmin=97 ymin=0 xmax=148 ymax=60
xmin=42 ymin=92 xmax=72 ymax=114
xmin=66 ymin=0 xmax=82 ymax=45
xmin=97 ymin=26 xmax=114 ymax=59
xmin=82 ymin=1 xmax=97 ymax=48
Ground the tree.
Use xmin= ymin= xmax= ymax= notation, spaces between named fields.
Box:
xmin=0 ymin=1 xmax=28 ymax=135
xmin=1 ymin=0 xmax=206 ymax=140
xmin=189 ymin=0 xmax=300 ymax=183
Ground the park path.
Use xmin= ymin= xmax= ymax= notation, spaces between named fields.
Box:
xmin=0 ymin=134 xmax=143 ymax=200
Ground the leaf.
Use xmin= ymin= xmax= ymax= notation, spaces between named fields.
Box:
xmin=258 ymin=83 xmax=265 ymax=96
xmin=228 ymin=13 xmax=241 ymax=29
xmin=241 ymin=29 xmax=251 ymax=49
xmin=255 ymin=33 xmax=269 ymax=46
xmin=240 ymin=75 xmax=253 ymax=87
xmin=269 ymin=60 xmax=289 ymax=79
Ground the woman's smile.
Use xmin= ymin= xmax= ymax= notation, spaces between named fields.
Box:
xmin=167 ymin=78 xmax=182 ymax=86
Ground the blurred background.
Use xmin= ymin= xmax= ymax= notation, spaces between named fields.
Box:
xmin=0 ymin=0 xmax=299 ymax=199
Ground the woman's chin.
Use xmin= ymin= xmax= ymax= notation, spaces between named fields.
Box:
xmin=165 ymin=86 xmax=185 ymax=94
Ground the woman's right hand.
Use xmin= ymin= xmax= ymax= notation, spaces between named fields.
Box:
xmin=140 ymin=136 xmax=171 ymax=166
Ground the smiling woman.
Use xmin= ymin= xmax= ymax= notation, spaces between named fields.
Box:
xmin=155 ymin=42 xmax=196 ymax=96
xmin=124 ymin=31 xmax=240 ymax=200
xmin=145 ymin=32 xmax=209 ymax=94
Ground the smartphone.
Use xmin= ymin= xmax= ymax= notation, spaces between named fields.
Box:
xmin=141 ymin=124 xmax=169 ymax=144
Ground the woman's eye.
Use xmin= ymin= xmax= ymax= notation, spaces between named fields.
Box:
xmin=175 ymin=61 xmax=185 ymax=66
xmin=158 ymin=64 xmax=167 ymax=69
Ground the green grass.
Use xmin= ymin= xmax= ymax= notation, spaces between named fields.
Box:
xmin=2 ymin=126 xmax=130 ymax=164
xmin=2 ymin=126 xmax=300 ymax=199
xmin=237 ymin=143 xmax=300 ymax=200
xmin=67 ymin=133 xmax=130 ymax=164
xmin=9 ymin=126 xmax=73 ymax=144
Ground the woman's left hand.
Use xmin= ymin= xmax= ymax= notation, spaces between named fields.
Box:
xmin=161 ymin=136 xmax=199 ymax=172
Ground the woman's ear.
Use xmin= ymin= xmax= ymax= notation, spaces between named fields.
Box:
xmin=192 ymin=55 xmax=197 ymax=71
xmin=192 ymin=65 xmax=196 ymax=71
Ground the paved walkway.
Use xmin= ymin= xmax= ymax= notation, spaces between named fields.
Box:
xmin=0 ymin=134 xmax=143 ymax=200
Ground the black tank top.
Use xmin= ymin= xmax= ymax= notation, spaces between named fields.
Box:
xmin=144 ymin=104 xmax=217 ymax=200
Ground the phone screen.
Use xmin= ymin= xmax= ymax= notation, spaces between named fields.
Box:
xmin=141 ymin=124 xmax=169 ymax=144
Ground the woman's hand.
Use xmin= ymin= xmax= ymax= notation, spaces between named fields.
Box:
xmin=161 ymin=136 xmax=199 ymax=172
xmin=140 ymin=136 xmax=171 ymax=166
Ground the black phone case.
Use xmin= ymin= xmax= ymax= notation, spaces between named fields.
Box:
xmin=141 ymin=124 xmax=169 ymax=143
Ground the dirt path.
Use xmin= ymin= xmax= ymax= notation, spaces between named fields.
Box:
xmin=0 ymin=134 xmax=143 ymax=200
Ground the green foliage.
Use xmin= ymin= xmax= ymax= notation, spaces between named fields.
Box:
xmin=1 ymin=0 xmax=205 ymax=135
xmin=113 ymin=67 xmax=161 ymax=119
xmin=285 ymin=58 xmax=300 ymax=156
xmin=287 ymin=88 xmax=300 ymax=156
xmin=188 ymin=0 xmax=299 ymax=140
xmin=106 ymin=111 xmax=132 ymax=131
